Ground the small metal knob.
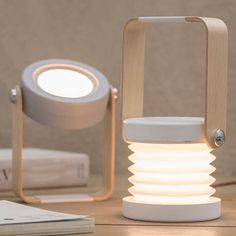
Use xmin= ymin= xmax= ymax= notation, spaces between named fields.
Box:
xmin=112 ymin=87 xmax=118 ymax=99
xmin=9 ymin=88 xmax=17 ymax=104
xmin=213 ymin=129 xmax=226 ymax=147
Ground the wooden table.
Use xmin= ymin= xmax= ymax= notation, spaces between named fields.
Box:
xmin=1 ymin=176 xmax=236 ymax=235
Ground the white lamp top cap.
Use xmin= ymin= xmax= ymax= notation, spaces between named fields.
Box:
xmin=123 ymin=117 xmax=204 ymax=143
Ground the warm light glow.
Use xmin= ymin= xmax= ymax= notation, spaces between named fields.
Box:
xmin=127 ymin=143 xmax=216 ymax=204
xmin=37 ymin=68 xmax=94 ymax=98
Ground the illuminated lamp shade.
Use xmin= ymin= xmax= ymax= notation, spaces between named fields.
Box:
xmin=122 ymin=17 xmax=228 ymax=222
xmin=10 ymin=59 xmax=117 ymax=204
xmin=123 ymin=117 xmax=219 ymax=221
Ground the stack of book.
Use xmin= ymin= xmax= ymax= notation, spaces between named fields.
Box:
xmin=0 ymin=148 xmax=89 ymax=191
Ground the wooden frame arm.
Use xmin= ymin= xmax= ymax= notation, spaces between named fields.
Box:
xmin=10 ymin=85 xmax=117 ymax=204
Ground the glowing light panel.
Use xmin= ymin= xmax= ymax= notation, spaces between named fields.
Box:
xmin=37 ymin=68 xmax=94 ymax=98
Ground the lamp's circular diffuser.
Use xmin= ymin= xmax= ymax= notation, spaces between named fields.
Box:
xmin=21 ymin=59 xmax=110 ymax=129
xmin=123 ymin=117 xmax=220 ymax=222
xmin=37 ymin=68 xmax=94 ymax=98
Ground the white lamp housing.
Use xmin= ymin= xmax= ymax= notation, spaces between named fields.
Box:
xmin=122 ymin=16 xmax=228 ymax=222
xmin=21 ymin=59 xmax=110 ymax=129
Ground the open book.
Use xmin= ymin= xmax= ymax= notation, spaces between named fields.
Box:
xmin=0 ymin=200 xmax=94 ymax=235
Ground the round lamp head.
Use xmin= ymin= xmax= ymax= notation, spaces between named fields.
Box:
xmin=21 ymin=59 xmax=110 ymax=129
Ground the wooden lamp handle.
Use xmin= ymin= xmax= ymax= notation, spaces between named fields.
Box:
xmin=122 ymin=16 xmax=228 ymax=148
xmin=10 ymin=85 xmax=116 ymax=203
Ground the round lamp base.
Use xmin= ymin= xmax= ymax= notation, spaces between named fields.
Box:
xmin=123 ymin=196 xmax=221 ymax=222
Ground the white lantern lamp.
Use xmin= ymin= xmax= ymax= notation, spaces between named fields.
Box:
xmin=122 ymin=16 xmax=228 ymax=222
xmin=10 ymin=59 xmax=117 ymax=204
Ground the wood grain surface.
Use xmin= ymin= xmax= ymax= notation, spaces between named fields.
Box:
xmin=1 ymin=176 xmax=236 ymax=235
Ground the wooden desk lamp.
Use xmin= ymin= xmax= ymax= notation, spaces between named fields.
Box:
xmin=122 ymin=16 xmax=228 ymax=222
xmin=10 ymin=59 xmax=117 ymax=204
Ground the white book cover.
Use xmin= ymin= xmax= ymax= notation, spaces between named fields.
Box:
xmin=0 ymin=200 xmax=94 ymax=235
xmin=0 ymin=148 xmax=89 ymax=191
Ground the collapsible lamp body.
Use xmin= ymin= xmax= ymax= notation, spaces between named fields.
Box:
xmin=123 ymin=117 xmax=221 ymax=222
xmin=10 ymin=59 xmax=117 ymax=204
xmin=122 ymin=17 xmax=228 ymax=222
